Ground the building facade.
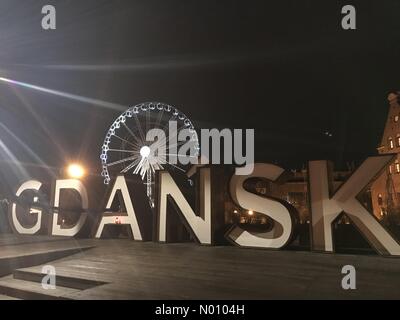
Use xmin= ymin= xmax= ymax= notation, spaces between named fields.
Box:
xmin=222 ymin=93 xmax=400 ymax=229
xmin=371 ymin=92 xmax=400 ymax=224
xmin=226 ymin=169 xmax=351 ymax=226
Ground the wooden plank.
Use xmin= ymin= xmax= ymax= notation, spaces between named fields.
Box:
xmin=0 ymin=293 xmax=20 ymax=300
xmin=13 ymin=269 xmax=108 ymax=290
xmin=0 ymin=276 xmax=78 ymax=300
xmin=10 ymin=240 xmax=400 ymax=299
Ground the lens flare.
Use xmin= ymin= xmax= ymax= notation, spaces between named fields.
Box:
xmin=67 ymin=163 xmax=85 ymax=179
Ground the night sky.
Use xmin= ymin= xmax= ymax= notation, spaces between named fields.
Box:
xmin=0 ymin=0 xmax=400 ymax=186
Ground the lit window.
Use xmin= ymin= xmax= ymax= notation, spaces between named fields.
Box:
xmin=395 ymin=115 xmax=399 ymax=122
xmin=396 ymin=161 xmax=400 ymax=173
xmin=389 ymin=137 xmax=394 ymax=149
xmin=378 ymin=194 xmax=383 ymax=206
xmin=397 ymin=134 xmax=400 ymax=147
xmin=389 ymin=165 xmax=393 ymax=174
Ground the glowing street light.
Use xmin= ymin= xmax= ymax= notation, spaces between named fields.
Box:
xmin=248 ymin=210 xmax=254 ymax=216
xmin=66 ymin=163 xmax=85 ymax=179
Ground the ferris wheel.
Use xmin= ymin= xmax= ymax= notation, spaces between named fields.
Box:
xmin=100 ymin=102 xmax=200 ymax=207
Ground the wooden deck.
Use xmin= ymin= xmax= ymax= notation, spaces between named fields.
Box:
xmin=0 ymin=235 xmax=399 ymax=299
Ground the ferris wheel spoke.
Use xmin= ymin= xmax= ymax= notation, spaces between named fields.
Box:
xmin=155 ymin=108 xmax=165 ymax=129
xmin=113 ymin=134 xmax=140 ymax=149
xmin=133 ymin=113 xmax=146 ymax=144
xmin=153 ymin=162 xmax=164 ymax=171
xmin=146 ymin=109 xmax=150 ymax=139
xmin=108 ymin=148 xmax=138 ymax=153
xmin=151 ymin=123 xmax=187 ymax=151
xmin=156 ymin=113 xmax=176 ymax=136
xmin=164 ymin=160 xmax=186 ymax=173
xmin=159 ymin=153 xmax=197 ymax=158
xmin=166 ymin=140 xmax=192 ymax=150
xmin=122 ymin=122 xmax=143 ymax=147
xmin=106 ymin=155 xmax=139 ymax=167
xmin=148 ymin=113 xmax=192 ymax=151
xmin=133 ymin=157 xmax=145 ymax=174
xmin=149 ymin=141 xmax=168 ymax=156
xmin=121 ymin=158 xmax=141 ymax=173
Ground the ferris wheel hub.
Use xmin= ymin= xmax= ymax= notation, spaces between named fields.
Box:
xmin=140 ymin=146 xmax=151 ymax=158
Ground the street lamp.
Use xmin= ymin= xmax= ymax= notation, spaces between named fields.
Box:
xmin=66 ymin=163 xmax=85 ymax=179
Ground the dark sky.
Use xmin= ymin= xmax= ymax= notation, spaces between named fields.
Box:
xmin=0 ymin=0 xmax=400 ymax=185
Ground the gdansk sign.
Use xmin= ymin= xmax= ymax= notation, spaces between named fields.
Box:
xmin=8 ymin=154 xmax=400 ymax=257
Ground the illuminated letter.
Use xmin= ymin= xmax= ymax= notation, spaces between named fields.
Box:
xmin=52 ymin=179 xmax=88 ymax=237
xmin=11 ymin=180 xmax=43 ymax=235
xmin=309 ymin=156 xmax=400 ymax=256
xmin=157 ymin=169 xmax=211 ymax=244
xmin=95 ymin=176 xmax=144 ymax=240
xmin=227 ymin=163 xmax=297 ymax=249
